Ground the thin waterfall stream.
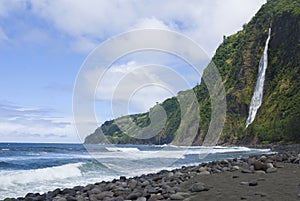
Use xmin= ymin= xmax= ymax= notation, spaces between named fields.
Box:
xmin=246 ymin=28 xmax=272 ymax=128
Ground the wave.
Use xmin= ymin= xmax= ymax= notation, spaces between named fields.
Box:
xmin=105 ymin=147 xmax=140 ymax=152
xmin=0 ymin=161 xmax=26 ymax=170
xmin=88 ymin=146 xmax=270 ymax=161
xmin=0 ymin=163 xmax=83 ymax=189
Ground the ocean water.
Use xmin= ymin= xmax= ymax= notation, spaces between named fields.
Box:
xmin=0 ymin=143 xmax=271 ymax=199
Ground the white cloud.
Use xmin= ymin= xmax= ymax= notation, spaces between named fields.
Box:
xmin=28 ymin=0 xmax=266 ymax=55
xmin=82 ymin=60 xmax=191 ymax=119
xmin=133 ymin=17 xmax=170 ymax=30
xmin=0 ymin=102 xmax=79 ymax=143
xmin=0 ymin=0 xmax=25 ymax=17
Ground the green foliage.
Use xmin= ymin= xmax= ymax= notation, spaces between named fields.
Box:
xmin=85 ymin=0 xmax=300 ymax=145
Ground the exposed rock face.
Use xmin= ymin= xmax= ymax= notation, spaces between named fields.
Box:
xmin=85 ymin=0 xmax=300 ymax=145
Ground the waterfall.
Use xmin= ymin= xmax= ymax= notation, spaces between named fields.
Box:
xmin=245 ymin=28 xmax=271 ymax=128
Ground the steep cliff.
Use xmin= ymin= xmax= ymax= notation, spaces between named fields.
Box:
xmin=85 ymin=0 xmax=300 ymax=145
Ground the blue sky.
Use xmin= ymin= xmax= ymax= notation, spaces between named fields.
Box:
xmin=0 ymin=0 xmax=266 ymax=143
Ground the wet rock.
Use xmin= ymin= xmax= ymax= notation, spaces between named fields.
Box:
xmin=46 ymin=188 xmax=62 ymax=199
xmin=249 ymin=181 xmax=258 ymax=186
xmin=83 ymin=184 xmax=95 ymax=192
xmin=119 ymin=176 xmax=126 ymax=182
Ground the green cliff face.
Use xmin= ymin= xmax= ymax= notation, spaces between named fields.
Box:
xmin=84 ymin=0 xmax=300 ymax=145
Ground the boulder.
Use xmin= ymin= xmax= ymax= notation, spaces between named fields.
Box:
xmin=266 ymin=167 xmax=277 ymax=173
xmin=253 ymin=160 xmax=263 ymax=170
xmin=189 ymin=182 xmax=209 ymax=192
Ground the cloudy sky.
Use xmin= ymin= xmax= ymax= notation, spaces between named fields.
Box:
xmin=0 ymin=0 xmax=266 ymax=143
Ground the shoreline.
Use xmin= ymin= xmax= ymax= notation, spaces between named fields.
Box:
xmin=4 ymin=146 xmax=300 ymax=201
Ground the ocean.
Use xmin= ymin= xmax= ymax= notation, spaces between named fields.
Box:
xmin=0 ymin=143 xmax=271 ymax=199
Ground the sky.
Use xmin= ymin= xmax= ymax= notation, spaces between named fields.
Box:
xmin=0 ymin=0 xmax=266 ymax=143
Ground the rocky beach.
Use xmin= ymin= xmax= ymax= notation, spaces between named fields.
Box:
xmin=4 ymin=146 xmax=300 ymax=201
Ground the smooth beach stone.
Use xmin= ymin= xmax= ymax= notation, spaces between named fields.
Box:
xmin=174 ymin=171 xmax=183 ymax=177
xmin=259 ymin=155 xmax=267 ymax=162
xmin=199 ymin=167 xmax=206 ymax=172
xmin=189 ymin=182 xmax=209 ymax=192
xmin=199 ymin=170 xmax=210 ymax=175
xmin=221 ymin=160 xmax=229 ymax=165
xmin=47 ymin=188 xmax=62 ymax=199
xmin=128 ymin=179 xmax=138 ymax=189
xmin=241 ymin=169 xmax=253 ymax=173
xmin=136 ymin=197 xmax=147 ymax=201
xmin=110 ymin=197 xmax=124 ymax=201
xmin=240 ymin=182 xmax=249 ymax=185
xmin=54 ymin=197 xmax=67 ymax=201
xmin=75 ymin=195 xmax=86 ymax=201
xmin=266 ymin=163 xmax=274 ymax=169
xmin=141 ymin=180 xmax=150 ymax=187
xmin=89 ymin=188 xmax=101 ymax=195
xmin=254 ymin=160 xmax=264 ymax=170
xmin=148 ymin=195 xmax=164 ymax=201
xmin=250 ymin=165 xmax=255 ymax=172
xmin=254 ymin=170 xmax=266 ymax=174
xmin=65 ymin=196 xmax=77 ymax=201
xmin=83 ymin=184 xmax=95 ymax=192
xmin=266 ymin=167 xmax=277 ymax=173
xmin=189 ymin=172 xmax=198 ymax=177
xmin=232 ymin=166 xmax=240 ymax=171
xmin=170 ymin=193 xmax=185 ymax=200
xmin=222 ymin=167 xmax=230 ymax=171
xmin=88 ymin=194 xmax=99 ymax=201
xmin=126 ymin=192 xmax=141 ymax=200
xmin=166 ymin=172 xmax=174 ymax=178
xmin=147 ymin=187 xmax=160 ymax=194
xmin=249 ymin=181 xmax=258 ymax=186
